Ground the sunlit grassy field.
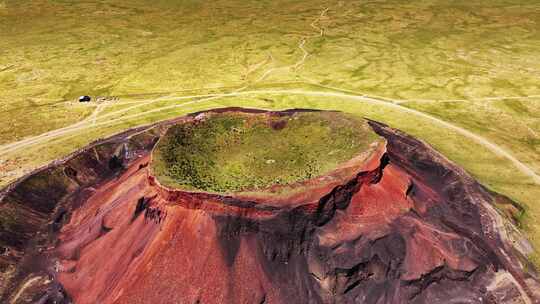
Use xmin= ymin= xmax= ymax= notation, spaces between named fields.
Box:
xmin=152 ymin=111 xmax=379 ymax=193
xmin=0 ymin=0 xmax=539 ymax=262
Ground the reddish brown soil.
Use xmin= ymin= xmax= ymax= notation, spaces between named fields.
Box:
xmin=1 ymin=109 xmax=538 ymax=304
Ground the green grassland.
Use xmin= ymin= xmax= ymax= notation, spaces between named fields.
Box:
xmin=152 ymin=111 xmax=379 ymax=193
xmin=0 ymin=0 xmax=539 ymax=263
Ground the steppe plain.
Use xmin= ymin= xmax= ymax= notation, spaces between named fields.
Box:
xmin=1 ymin=0 xmax=539 ymax=264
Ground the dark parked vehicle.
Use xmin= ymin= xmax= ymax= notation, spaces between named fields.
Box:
xmin=78 ymin=95 xmax=91 ymax=102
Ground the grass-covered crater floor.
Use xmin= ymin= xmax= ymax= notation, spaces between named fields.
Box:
xmin=151 ymin=110 xmax=380 ymax=193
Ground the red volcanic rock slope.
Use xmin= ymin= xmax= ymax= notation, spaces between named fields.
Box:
xmin=1 ymin=109 xmax=539 ymax=304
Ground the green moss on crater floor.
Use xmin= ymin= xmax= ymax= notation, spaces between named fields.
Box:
xmin=151 ymin=110 xmax=380 ymax=193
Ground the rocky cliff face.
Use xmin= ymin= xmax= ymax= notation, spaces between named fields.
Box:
xmin=0 ymin=123 xmax=165 ymax=303
xmin=0 ymin=109 xmax=538 ymax=304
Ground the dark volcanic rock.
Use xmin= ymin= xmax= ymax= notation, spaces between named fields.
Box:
xmin=0 ymin=108 xmax=538 ymax=304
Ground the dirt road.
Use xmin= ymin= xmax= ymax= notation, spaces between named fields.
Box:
xmin=1 ymin=88 xmax=539 ymax=185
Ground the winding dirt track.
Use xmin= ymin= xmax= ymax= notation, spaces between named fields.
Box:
xmin=1 ymin=8 xmax=539 ymax=185
xmin=1 ymin=88 xmax=539 ymax=185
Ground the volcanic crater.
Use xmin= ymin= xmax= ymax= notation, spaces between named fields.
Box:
xmin=0 ymin=108 xmax=539 ymax=304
